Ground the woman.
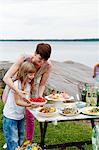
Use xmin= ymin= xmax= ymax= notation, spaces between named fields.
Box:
xmin=3 ymin=43 xmax=52 ymax=143
xmin=93 ymin=63 xmax=99 ymax=82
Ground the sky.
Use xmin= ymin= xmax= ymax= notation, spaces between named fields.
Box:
xmin=0 ymin=0 xmax=99 ymax=39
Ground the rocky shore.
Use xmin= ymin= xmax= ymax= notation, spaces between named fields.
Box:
xmin=0 ymin=60 xmax=94 ymax=100
xmin=46 ymin=60 xmax=94 ymax=99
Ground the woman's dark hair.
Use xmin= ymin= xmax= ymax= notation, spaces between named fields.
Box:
xmin=35 ymin=43 xmax=51 ymax=60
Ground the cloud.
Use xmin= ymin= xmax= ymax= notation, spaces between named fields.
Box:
xmin=0 ymin=0 xmax=98 ymax=39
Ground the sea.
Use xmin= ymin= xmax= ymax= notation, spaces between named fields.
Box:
xmin=0 ymin=40 xmax=99 ymax=67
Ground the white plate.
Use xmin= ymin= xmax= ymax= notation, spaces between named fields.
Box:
xmin=29 ymin=99 xmax=47 ymax=106
xmin=63 ymin=97 xmax=75 ymax=103
xmin=59 ymin=108 xmax=80 ymax=116
xmin=45 ymin=95 xmax=74 ymax=102
xmin=36 ymin=106 xmax=58 ymax=117
xmin=81 ymin=107 xmax=99 ymax=116
xmin=45 ymin=95 xmax=62 ymax=101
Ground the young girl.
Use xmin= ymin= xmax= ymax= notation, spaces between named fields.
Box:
xmin=3 ymin=61 xmax=36 ymax=150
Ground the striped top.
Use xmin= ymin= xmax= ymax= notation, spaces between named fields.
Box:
xmin=96 ymin=66 xmax=99 ymax=82
xmin=96 ymin=66 xmax=99 ymax=75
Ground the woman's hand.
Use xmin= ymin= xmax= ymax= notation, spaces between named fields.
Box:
xmin=17 ymin=89 xmax=29 ymax=99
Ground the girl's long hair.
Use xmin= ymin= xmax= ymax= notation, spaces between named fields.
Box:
xmin=16 ymin=61 xmax=36 ymax=95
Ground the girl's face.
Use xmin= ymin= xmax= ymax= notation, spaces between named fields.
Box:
xmin=27 ymin=72 xmax=35 ymax=83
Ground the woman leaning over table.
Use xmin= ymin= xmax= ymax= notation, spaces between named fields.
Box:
xmin=3 ymin=43 xmax=52 ymax=143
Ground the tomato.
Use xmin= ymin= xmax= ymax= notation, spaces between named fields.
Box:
xmin=30 ymin=97 xmax=45 ymax=102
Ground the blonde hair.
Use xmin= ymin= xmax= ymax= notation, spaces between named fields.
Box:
xmin=16 ymin=61 xmax=36 ymax=95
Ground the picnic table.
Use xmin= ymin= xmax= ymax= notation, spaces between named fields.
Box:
xmin=29 ymin=106 xmax=99 ymax=150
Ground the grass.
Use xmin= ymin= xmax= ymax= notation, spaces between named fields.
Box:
xmin=0 ymin=100 xmax=93 ymax=150
xmin=0 ymin=100 xmax=5 ymax=150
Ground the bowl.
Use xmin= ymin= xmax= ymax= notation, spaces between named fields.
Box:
xmin=75 ymin=101 xmax=86 ymax=108
xmin=29 ymin=97 xmax=47 ymax=106
xmin=36 ymin=105 xmax=58 ymax=117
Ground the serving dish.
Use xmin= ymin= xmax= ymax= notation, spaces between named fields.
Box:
xmin=36 ymin=105 xmax=58 ymax=117
xmin=75 ymin=101 xmax=86 ymax=108
xmin=45 ymin=94 xmax=74 ymax=102
xmin=59 ymin=107 xmax=80 ymax=116
xmin=81 ymin=107 xmax=99 ymax=116
xmin=29 ymin=97 xmax=47 ymax=106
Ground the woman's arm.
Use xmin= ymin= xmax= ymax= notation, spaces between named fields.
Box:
xmin=93 ymin=65 xmax=96 ymax=78
xmin=38 ymin=64 xmax=52 ymax=97
xmin=3 ymin=56 xmax=27 ymax=97
xmin=14 ymin=92 xmax=31 ymax=107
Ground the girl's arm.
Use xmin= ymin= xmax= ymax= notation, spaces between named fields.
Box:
xmin=3 ymin=56 xmax=27 ymax=98
xmin=38 ymin=63 xmax=52 ymax=97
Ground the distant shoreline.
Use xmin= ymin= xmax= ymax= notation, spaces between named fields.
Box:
xmin=0 ymin=38 xmax=99 ymax=42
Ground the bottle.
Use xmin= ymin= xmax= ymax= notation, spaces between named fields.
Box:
xmin=93 ymin=85 xmax=99 ymax=106
xmin=81 ymin=86 xmax=86 ymax=102
xmin=96 ymin=89 xmax=99 ymax=106
xmin=91 ymin=92 xmax=97 ymax=106
xmin=85 ymin=83 xmax=89 ymax=93
xmin=86 ymin=92 xmax=91 ymax=106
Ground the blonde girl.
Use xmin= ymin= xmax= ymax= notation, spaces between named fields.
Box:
xmin=3 ymin=61 xmax=36 ymax=150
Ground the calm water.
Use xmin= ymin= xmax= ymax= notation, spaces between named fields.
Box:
xmin=0 ymin=41 xmax=99 ymax=67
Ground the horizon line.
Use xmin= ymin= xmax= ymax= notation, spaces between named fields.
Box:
xmin=0 ymin=38 xmax=99 ymax=42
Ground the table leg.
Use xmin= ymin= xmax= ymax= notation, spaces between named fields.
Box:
xmin=90 ymin=119 xmax=95 ymax=128
xmin=40 ymin=122 xmax=48 ymax=147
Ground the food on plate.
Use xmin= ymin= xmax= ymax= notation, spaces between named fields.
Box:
xmin=46 ymin=91 xmax=71 ymax=101
xmin=81 ymin=107 xmax=99 ymax=116
xmin=60 ymin=92 xmax=70 ymax=99
xmin=90 ymin=107 xmax=99 ymax=113
xmin=30 ymin=97 xmax=46 ymax=102
xmin=48 ymin=93 xmax=61 ymax=99
xmin=37 ymin=105 xmax=58 ymax=117
xmin=85 ymin=107 xmax=99 ymax=114
xmin=61 ymin=108 xmax=78 ymax=115
xmin=39 ymin=106 xmax=56 ymax=113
